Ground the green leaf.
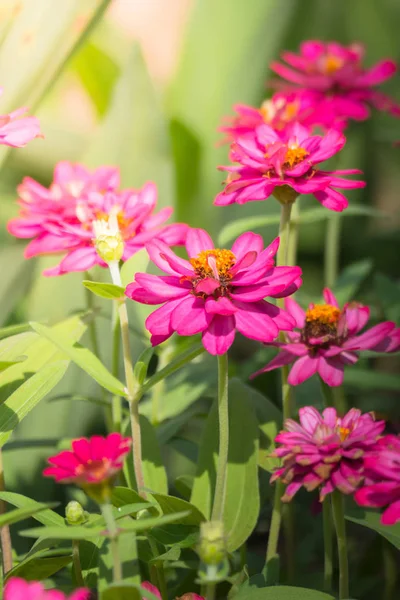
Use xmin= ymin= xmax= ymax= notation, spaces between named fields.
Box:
xmin=235 ymin=586 xmax=335 ymax=600
xmin=5 ymin=555 xmax=72 ymax=583
xmin=0 ymin=502 xmax=58 ymax=528
xmin=111 ymin=486 xmax=145 ymax=509
xmin=120 ymin=248 xmax=150 ymax=288
xmin=0 ymin=358 xmax=26 ymax=373
xmin=30 ymin=321 xmax=127 ymax=397
xmin=191 ymin=379 xmax=260 ymax=551
xmin=151 ymin=493 xmax=205 ymax=526
xmin=98 ymin=517 xmax=140 ymax=591
xmin=0 ymin=324 xmax=31 ymax=341
xmin=150 ymin=524 xmax=199 ymax=549
xmin=345 ymin=504 xmax=400 ymax=550
xmin=79 ymin=538 xmax=104 ymax=588
xmin=133 ymin=347 xmax=155 ymax=386
xmin=0 ymin=491 xmax=65 ymax=526
xmin=344 ymin=369 xmax=400 ymax=392
xmin=101 ymin=583 xmax=159 ymax=600
xmin=0 ymin=246 xmax=35 ymax=326
xmin=333 ymin=259 xmax=373 ymax=305
xmin=82 ymin=280 xmax=125 ymax=300
xmin=149 ymin=544 xmax=181 ymax=565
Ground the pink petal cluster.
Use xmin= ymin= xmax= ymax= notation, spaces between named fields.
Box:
xmin=271 ymin=40 xmax=400 ymax=125
xmin=7 ymin=161 xmax=188 ymax=276
xmin=272 ymin=406 xmax=385 ymax=501
xmin=142 ymin=583 xmax=204 ymax=600
xmin=0 ymin=88 xmax=41 ymax=147
xmin=125 ymin=229 xmax=301 ymax=355
xmin=355 ymin=435 xmax=400 ymax=525
xmin=215 ymin=123 xmax=365 ymax=211
xmin=4 ymin=577 xmax=89 ymax=600
xmin=252 ymin=288 xmax=399 ymax=387
xmin=43 ymin=433 xmax=131 ymax=485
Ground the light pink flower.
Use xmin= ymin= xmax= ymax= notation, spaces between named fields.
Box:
xmin=125 ymin=229 xmax=301 ymax=355
xmin=272 ymin=406 xmax=385 ymax=501
xmin=270 ymin=40 xmax=400 ymax=124
xmin=252 ymin=288 xmax=399 ymax=387
xmin=355 ymin=435 xmax=400 ymax=525
xmin=0 ymin=88 xmax=41 ymax=147
xmin=215 ymin=122 xmax=365 ymax=211
xmin=4 ymin=577 xmax=89 ymax=600
xmin=8 ymin=163 xmax=188 ymax=276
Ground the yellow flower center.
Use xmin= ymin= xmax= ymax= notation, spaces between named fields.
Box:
xmin=284 ymin=145 xmax=309 ymax=169
xmin=76 ymin=459 xmax=110 ymax=481
xmin=338 ymin=426 xmax=351 ymax=442
xmin=306 ymin=304 xmax=341 ymax=326
xmin=323 ymin=54 xmax=344 ymax=75
xmin=190 ymin=249 xmax=236 ymax=279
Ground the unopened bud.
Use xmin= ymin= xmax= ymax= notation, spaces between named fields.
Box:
xmin=93 ymin=213 xmax=124 ymax=263
xmin=273 ymin=184 xmax=298 ymax=205
xmin=198 ymin=521 xmax=226 ymax=566
xmin=65 ymin=501 xmax=88 ymax=526
xmin=136 ymin=508 xmax=152 ymax=520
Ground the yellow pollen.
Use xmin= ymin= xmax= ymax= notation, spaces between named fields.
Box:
xmin=190 ymin=249 xmax=236 ymax=278
xmin=306 ymin=304 xmax=341 ymax=326
xmin=284 ymin=146 xmax=309 ymax=168
xmin=338 ymin=426 xmax=351 ymax=442
xmin=324 ymin=54 xmax=343 ymax=74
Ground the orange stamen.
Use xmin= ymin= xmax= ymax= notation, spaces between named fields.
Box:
xmin=190 ymin=249 xmax=235 ymax=279
xmin=284 ymin=145 xmax=309 ymax=168
xmin=306 ymin=304 xmax=341 ymax=326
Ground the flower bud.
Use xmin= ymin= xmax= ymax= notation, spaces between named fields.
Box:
xmin=93 ymin=212 xmax=124 ymax=263
xmin=65 ymin=501 xmax=88 ymax=526
xmin=272 ymin=184 xmax=298 ymax=205
xmin=198 ymin=521 xmax=226 ymax=566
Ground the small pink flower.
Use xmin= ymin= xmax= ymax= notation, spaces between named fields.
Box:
xmin=0 ymin=88 xmax=41 ymax=147
xmin=355 ymin=435 xmax=400 ymax=525
xmin=141 ymin=582 xmax=161 ymax=598
xmin=215 ymin=122 xmax=365 ymax=211
xmin=4 ymin=577 xmax=89 ymax=600
xmin=43 ymin=433 xmax=131 ymax=488
xmin=252 ymin=288 xmax=399 ymax=387
xmin=272 ymin=406 xmax=385 ymax=501
xmin=270 ymin=40 xmax=400 ymax=123
xmin=125 ymin=229 xmax=301 ymax=355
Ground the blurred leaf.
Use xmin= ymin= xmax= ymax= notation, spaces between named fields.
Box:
xmin=0 ymin=324 xmax=31 ymax=340
xmin=5 ymin=554 xmax=72 ymax=583
xmin=111 ymin=486 xmax=147 ymax=510
xmin=235 ymin=586 xmax=334 ymax=599
xmin=174 ymin=475 xmax=194 ymax=500
xmin=98 ymin=517 xmax=140 ymax=592
xmin=344 ymin=368 xmax=400 ymax=391
xmin=0 ymin=357 xmax=26 ymax=373
xmin=150 ymin=524 xmax=199 ymax=549
xmin=374 ymin=273 xmax=400 ymax=322
xmin=0 ymin=246 xmax=35 ymax=326
xmin=82 ymin=280 xmax=125 ymax=300
xmin=0 ymin=491 xmax=65 ymax=526
xmin=120 ymin=249 xmax=150 ymax=287
xmin=151 ymin=493 xmax=205 ymax=526
xmin=30 ymin=321 xmax=127 ymax=396
xmin=345 ymin=504 xmax=400 ymax=550
xmin=333 ymin=259 xmax=373 ymax=305
xmin=79 ymin=538 xmax=104 ymax=588
xmin=149 ymin=544 xmax=181 ymax=565
xmin=191 ymin=379 xmax=260 ymax=551
xmin=101 ymin=583 xmax=159 ymax=600
xmin=0 ymin=501 xmax=57 ymax=527
xmin=133 ymin=347 xmax=155 ymax=386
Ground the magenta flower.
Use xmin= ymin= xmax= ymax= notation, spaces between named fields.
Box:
xmin=125 ymin=229 xmax=301 ymax=355
xmin=215 ymin=122 xmax=365 ymax=210
xmin=0 ymin=88 xmax=41 ymax=147
xmin=270 ymin=40 xmax=400 ymax=124
xmin=355 ymin=435 xmax=400 ymax=525
xmin=142 ymin=582 xmax=161 ymax=598
xmin=272 ymin=406 xmax=385 ymax=501
xmin=8 ymin=163 xmax=188 ymax=276
xmin=4 ymin=577 xmax=89 ymax=600
xmin=252 ymin=288 xmax=399 ymax=387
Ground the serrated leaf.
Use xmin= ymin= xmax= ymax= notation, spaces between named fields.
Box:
xmin=82 ymin=280 xmax=125 ymax=300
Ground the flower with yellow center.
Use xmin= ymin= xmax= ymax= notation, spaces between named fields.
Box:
xmin=323 ymin=54 xmax=344 ymax=75
xmin=306 ymin=304 xmax=341 ymax=326
xmin=190 ymin=249 xmax=236 ymax=280
xmin=283 ymin=144 xmax=310 ymax=169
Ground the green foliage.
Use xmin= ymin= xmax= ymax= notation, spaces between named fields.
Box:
xmin=235 ymin=586 xmax=335 ymax=599
xmin=82 ymin=280 xmax=125 ymax=300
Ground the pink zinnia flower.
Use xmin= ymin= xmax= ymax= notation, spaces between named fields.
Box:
xmin=0 ymin=88 xmax=41 ymax=147
xmin=215 ymin=123 xmax=365 ymax=211
xmin=4 ymin=577 xmax=89 ymax=600
xmin=252 ymin=288 xmax=399 ymax=387
xmin=355 ymin=435 xmax=400 ymax=525
xmin=272 ymin=406 xmax=385 ymax=501
xmin=125 ymin=229 xmax=301 ymax=355
xmin=141 ymin=582 xmax=161 ymax=598
xmin=270 ymin=40 xmax=400 ymax=124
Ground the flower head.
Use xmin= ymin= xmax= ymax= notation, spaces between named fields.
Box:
xmin=270 ymin=40 xmax=400 ymax=124
xmin=0 ymin=88 xmax=41 ymax=147
xmin=43 ymin=433 xmax=131 ymax=502
xmin=125 ymin=229 xmax=301 ymax=355
xmin=4 ymin=577 xmax=89 ymax=600
xmin=8 ymin=162 xmax=188 ymax=276
xmin=355 ymin=435 xmax=400 ymax=525
xmin=252 ymin=288 xmax=399 ymax=386
xmin=272 ymin=406 xmax=385 ymax=501
xmin=215 ymin=123 xmax=365 ymax=211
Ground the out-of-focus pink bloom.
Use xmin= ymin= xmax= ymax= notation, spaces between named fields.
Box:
xmin=355 ymin=435 xmax=400 ymax=525
xmin=272 ymin=406 xmax=385 ymax=501
xmin=215 ymin=123 xmax=365 ymax=211
xmin=252 ymin=288 xmax=399 ymax=387
xmin=270 ymin=41 xmax=400 ymax=124
xmin=0 ymin=88 xmax=41 ymax=147
xmin=125 ymin=229 xmax=301 ymax=355
xmin=8 ymin=163 xmax=188 ymax=276
xmin=4 ymin=577 xmax=89 ymax=600
xmin=142 ymin=582 xmax=161 ymax=598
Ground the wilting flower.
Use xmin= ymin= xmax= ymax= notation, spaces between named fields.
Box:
xmin=355 ymin=435 xmax=400 ymax=525
xmin=126 ymin=229 xmax=301 ymax=355
xmin=270 ymin=40 xmax=400 ymax=124
xmin=272 ymin=406 xmax=385 ymax=501
xmin=4 ymin=577 xmax=89 ymax=600
xmin=252 ymin=288 xmax=399 ymax=386
xmin=43 ymin=433 xmax=131 ymax=502
xmin=0 ymin=88 xmax=41 ymax=147
xmin=8 ymin=163 xmax=188 ymax=275
xmin=215 ymin=123 xmax=365 ymax=210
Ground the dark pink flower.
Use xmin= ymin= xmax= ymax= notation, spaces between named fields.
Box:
xmin=215 ymin=122 xmax=365 ymax=211
xmin=4 ymin=577 xmax=89 ymax=600
xmin=141 ymin=582 xmax=161 ymax=598
xmin=252 ymin=288 xmax=399 ymax=386
xmin=270 ymin=40 xmax=400 ymax=123
xmin=141 ymin=583 xmax=204 ymax=600
xmin=272 ymin=406 xmax=385 ymax=501
xmin=0 ymin=88 xmax=41 ymax=147
xmin=125 ymin=229 xmax=301 ymax=355
xmin=8 ymin=162 xmax=188 ymax=276
xmin=355 ymin=435 xmax=400 ymax=525
xmin=43 ymin=433 xmax=131 ymax=487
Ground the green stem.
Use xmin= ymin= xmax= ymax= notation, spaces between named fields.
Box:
xmin=150 ymin=346 xmax=173 ymax=426
xmin=148 ymin=537 xmax=168 ymax=600
xmin=111 ymin=301 xmax=122 ymax=432
xmin=141 ymin=343 xmax=204 ymax=394
xmin=319 ymin=377 xmax=335 ymax=408
xmin=101 ymin=503 xmax=122 ymax=583
xmin=319 ymin=377 xmax=347 ymax=416
xmin=331 ymin=490 xmax=349 ymax=599
xmin=322 ymin=500 xmax=333 ymax=593
xmin=205 ymin=583 xmax=216 ymax=600
xmin=72 ymin=539 xmax=85 ymax=587
xmin=0 ymin=449 xmax=12 ymax=575
xmin=324 ymin=214 xmax=341 ymax=288
xmin=288 ymin=201 xmax=300 ymax=267
xmin=84 ymin=271 xmax=101 ymax=360
xmin=266 ymin=480 xmax=283 ymax=563
xmin=277 ymin=203 xmax=293 ymax=269
xmin=211 ymin=353 xmax=229 ymax=523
